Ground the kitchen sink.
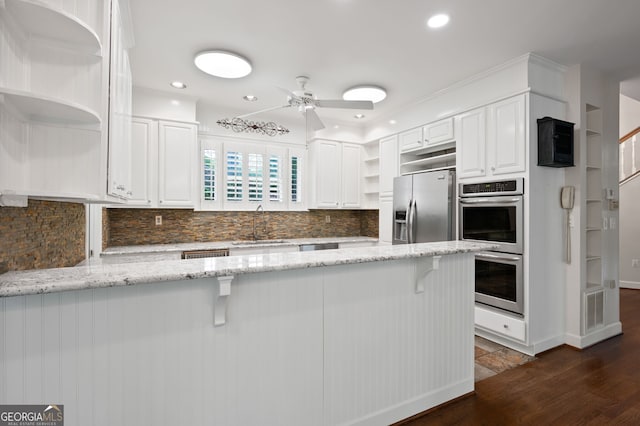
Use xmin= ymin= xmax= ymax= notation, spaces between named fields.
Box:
xmin=231 ymin=239 xmax=288 ymax=245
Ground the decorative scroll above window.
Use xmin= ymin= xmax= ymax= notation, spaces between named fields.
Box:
xmin=217 ymin=117 xmax=289 ymax=136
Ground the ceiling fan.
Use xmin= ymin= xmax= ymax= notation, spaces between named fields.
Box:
xmin=235 ymin=76 xmax=374 ymax=131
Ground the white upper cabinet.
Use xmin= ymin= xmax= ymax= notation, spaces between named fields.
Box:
xmin=487 ymin=95 xmax=526 ymax=176
xmin=107 ymin=0 xmax=133 ymax=199
xmin=423 ymin=117 xmax=455 ymax=147
xmin=127 ymin=117 xmax=156 ymax=206
xmin=457 ymin=94 xmax=526 ymax=180
xmin=457 ymin=107 xmax=487 ymax=179
xmin=341 ymin=143 xmax=361 ymax=208
xmin=398 ymin=127 xmax=423 ymax=152
xmin=379 ymin=135 xmax=399 ymax=198
xmin=308 ymin=140 xmax=362 ymax=209
xmin=310 ymin=140 xmax=341 ymax=208
xmin=158 ymin=121 xmax=198 ymax=207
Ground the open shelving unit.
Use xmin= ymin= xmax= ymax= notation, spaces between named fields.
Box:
xmin=362 ymin=140 xmax=380 ymax=209
xmin=584 ymin=103 xmax=603 ymax=291
xmin=399 ymin=141 xmax=455 ymax=175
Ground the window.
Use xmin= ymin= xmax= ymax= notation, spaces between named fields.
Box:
xmin=203 ymin=149 xmax=216 ymax=201
xmin=269 ymin=155 xmax=283 ymax=202
xmin=290 ymin=155 xmax=299 ymax=203
xmin=289 ymin=147 xmax=305 ymax=208
xmin=200 ymin=139 xmax=305 ymax=211
xmin=247 ymin=153 xmax=263 ymax=201
xmin=226 ymin=151 xmax=243 ymax=201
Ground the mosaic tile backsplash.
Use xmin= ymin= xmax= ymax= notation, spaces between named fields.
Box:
xmin=0 ymin=200 xmax=86 ymax=273
xmin=105 ymin=208 xmax=379 ymax=247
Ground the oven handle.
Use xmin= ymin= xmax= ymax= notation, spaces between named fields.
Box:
xmin=476 ymin=252 xmax=522 ymax=262
xmin=459 ymin=197 xmax=522 ymax=204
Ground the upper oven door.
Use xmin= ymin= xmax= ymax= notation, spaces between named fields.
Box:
xmin=459 ymin=195 xmax=523 ymax=254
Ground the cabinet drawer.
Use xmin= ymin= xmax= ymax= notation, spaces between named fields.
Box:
xmin=423 ymin=117 xmax=454 ymax=146
xmin=475 ymin=306 xmax=525 ymax=341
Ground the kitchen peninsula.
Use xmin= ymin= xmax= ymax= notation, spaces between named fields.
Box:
xmin=0 ymin=241 xmax=493 ymax=425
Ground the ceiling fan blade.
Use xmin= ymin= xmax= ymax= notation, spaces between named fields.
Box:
xmin=235 ymin=104 xmax=291 ymax=119
xmin=276 ymin=86 xmax=300 ymax=100
xmin=315 ymin=99 xmax=374 ymax=110
xmin=305 ymin=108 xmax=325 ymax=131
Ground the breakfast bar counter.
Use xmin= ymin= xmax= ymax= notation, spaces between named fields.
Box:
xmin=0 ymin=241 xmax=494 ymax=426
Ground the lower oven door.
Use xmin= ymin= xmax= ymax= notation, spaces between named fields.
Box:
xmin=475 ymin=251 xmax=524 ymax=316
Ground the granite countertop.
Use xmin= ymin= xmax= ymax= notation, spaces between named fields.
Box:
xmin=0 ymin=241 xmax=497 ymax=298
xmin=101 ymin=236 xmax=379 ymax=256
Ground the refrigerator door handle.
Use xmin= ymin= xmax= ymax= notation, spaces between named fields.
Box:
xmin=408 ymin=199 xmax=416 ymax=244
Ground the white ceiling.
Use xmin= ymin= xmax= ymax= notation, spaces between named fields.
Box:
xmin=128 ymin=0 xmax=640 ymax=128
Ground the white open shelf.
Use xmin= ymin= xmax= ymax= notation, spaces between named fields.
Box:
xmin=5 ymin=0 xmax=102 ymax=54
xmin=0 ymin=87 xmax=102 ymax=125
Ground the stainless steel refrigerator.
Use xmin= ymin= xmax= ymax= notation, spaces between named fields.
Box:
xmin=392 ymin=170 xmax=456 ymax=244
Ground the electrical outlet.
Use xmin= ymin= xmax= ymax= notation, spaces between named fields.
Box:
xmin=633 ymin=259 xmax=639 ymax=268
xmin=325 ymin=215 xmax=331 ymax=224
xmin=155 ymin=215 xmax=162 ymax=226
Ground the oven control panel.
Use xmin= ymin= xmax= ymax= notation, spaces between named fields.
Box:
xmin=460 ymin=178 xmax=523 ymax=197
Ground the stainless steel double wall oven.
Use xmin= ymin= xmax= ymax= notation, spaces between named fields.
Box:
xmin=459 ymin=178 xmax=524 ymax=316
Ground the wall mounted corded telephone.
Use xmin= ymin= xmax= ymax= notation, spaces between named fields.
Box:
xmin=561 ymin=186 xmax=575 ymax=263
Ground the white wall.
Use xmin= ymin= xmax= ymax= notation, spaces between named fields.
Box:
xmin=619 ymin=94 xmax=640 ymax=288
xmin=133 ymin=87 xmax=198 ymax=122
xmin=620 ymin=94 xmax=640 ymax=137
xmin=620 ymin=175 xmax=640 ymax=288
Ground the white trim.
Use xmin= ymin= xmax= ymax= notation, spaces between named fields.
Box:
xmin=564 ymin=322 xmax=623 ymax=349
xmin=348 ymin=379 xmax=473 ymax=426
xmin=620 ymin=280 xmax=640 ymax=289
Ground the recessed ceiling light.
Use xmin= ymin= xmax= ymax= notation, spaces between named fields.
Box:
xmin=170 ymin=81 xmax=186 ymax=89
xmin=354 ymin=114 xmax=365 ymax=119
xmin=427 ymin=13 xmax=450 ymax=29
xmin=343 ymin=85 xmax=387 ymax=104
xmin=243 ymin=95 xmax=258 ymax=101
xmin=194 ymin=50 xmax=252 ymax=79
xmin=389 ymin=119 xmax=397 ymax=125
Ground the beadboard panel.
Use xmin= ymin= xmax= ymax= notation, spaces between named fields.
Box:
xmin=0 ymin=270 xmax=325 ymax=426
xmin=323 ymin=254 xmax=475 ymax=425
xmin=0 ymin=10 xmax=29 ymax=90
xmin=0 ymin=104 xmax=28 ymax=191
xmin=0 ymin=254 xmax=474 ymax=426
xmin=28 ymin=123 xmax=101 ymax=194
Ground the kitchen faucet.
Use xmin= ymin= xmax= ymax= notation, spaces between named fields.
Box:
xmin=253 ymin=204 xmax=267 ymax=240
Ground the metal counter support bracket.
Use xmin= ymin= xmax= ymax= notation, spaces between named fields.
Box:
xmin=214 ymin=275 xmax=234 ymax=326
xmin=415 ymin=256 xmax=441 ymax=293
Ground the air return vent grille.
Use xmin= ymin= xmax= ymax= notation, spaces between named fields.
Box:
xmin=181 ymin=249 xmax=230 ymax=259
xmin=584 ymin=289 xmax=604 ymax=333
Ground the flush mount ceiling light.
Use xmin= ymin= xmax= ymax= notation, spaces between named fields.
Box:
xmin=342 ymin=85 xmax=387 ymax=104
xmin=427 ymin=13 xmax=450 ymax=29
xmin=170 ymin=81 xmax=186 ymax=89
xmin=194 ymin=50 xmax=252 ymax=79
xmin=243 ymin=95 xmax=258 ymax=101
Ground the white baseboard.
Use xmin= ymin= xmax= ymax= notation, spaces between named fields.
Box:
xmin=565 ymin=322 xmax=623 ymax=349
xmin=620 ymin=280 xmax=640 ymax=289
xmin=350 ymin=378 xmax=474 ymax=426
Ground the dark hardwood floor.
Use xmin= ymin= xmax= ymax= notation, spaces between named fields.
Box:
xmin=402 ymin=289 xmax=640 ymax=425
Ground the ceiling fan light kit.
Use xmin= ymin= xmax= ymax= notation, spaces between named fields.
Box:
xmin=216 ymin=117 xmax=290 ymax=136
xmin=194 ymin=50 xmax=252 ymax=78
xmin=342 ymin=85 xmax=387 ymax=104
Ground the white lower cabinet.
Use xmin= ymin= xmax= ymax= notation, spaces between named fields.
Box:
xmin=475 ymin=305 xmax=526 ymax=342
xmin=126 ymin=117 xmax=197 ymax=208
